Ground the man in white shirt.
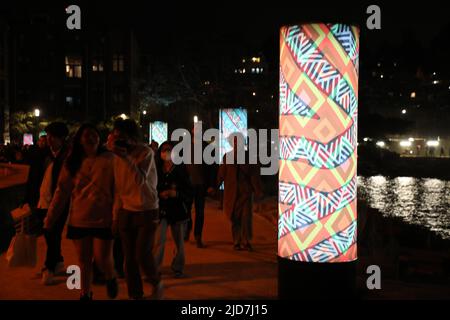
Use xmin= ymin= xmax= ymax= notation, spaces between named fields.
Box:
xmin=108 ymin=119 xmax=162 ymax=300
xmin=36 ymin=122 xmax=69 ymax=285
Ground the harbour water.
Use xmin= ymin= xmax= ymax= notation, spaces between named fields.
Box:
xmin=358 ymin=176 xmax=450 ymax=240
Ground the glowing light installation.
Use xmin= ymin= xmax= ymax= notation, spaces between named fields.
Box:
xmin=23 ymin=133 xmax=34 ymax=146
xmin=278 ymin=23 xmax=359 ymax=263
xmin=219 ymin=108 xmax=248 ymax=160
xmin=149 ymin=121 xmax=168 ymax=146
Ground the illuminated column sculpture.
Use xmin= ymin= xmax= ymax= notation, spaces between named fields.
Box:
xmin=149 ymin=121 xmax=168 ymax=146
xmin=278 ymin=23 xmax=359 ymax=298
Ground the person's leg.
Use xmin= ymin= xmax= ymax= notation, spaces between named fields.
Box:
xmin=136 ymin=212 xmax=161 ymax=287
xmin=73 ymin=237 xmax=94 ymax=297
xmin=154 ymin=218 xmax=168 ymax=271
xmin=241 ymin=199 xmax=253 ymax=250
xmin=94 ymin=237 xmax=118 ymax=299
xmin=231 ymin=212 xmax=242 ymax=249
xmin=185 ymin=200 xmax=193 ymax=242
xmin=194 ymin=186 xmax=205 ymax=245
xmin=93 ymin=238 xmax=114 ymax=280
xmin=170 ymin=221 xmax=186 ymax=275
xmin=119 ymin=213 xmax=143 ymax=299
xmin=44 ymin=208 xmax=68 ymax=272
xmin=113 ymin=236 xmax=124 ymax=277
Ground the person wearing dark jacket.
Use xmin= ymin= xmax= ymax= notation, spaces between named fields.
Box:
xmin=32 ymin=122 xmax=70 ymax=285
xmin=185 ymin=126 xmax=217 ymax=248
xmin=155 ymin=141 xmax=193 ymax=278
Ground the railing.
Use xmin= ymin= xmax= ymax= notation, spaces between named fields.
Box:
xmin=0 ymin=163 xmax=30 ymax=189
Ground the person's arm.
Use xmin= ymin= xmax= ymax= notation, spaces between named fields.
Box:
xmin=44 ymin=165 xmax=74 ymax=229
xmin=122 ymin=147 xmax=154 ymax=187
xmin=216 ymin=155 xmax=227 ymax=190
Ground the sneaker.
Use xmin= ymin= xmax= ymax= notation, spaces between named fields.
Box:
xmin=106 ymin=278 xmax=118 ymax=299
xmin=41 ymin=270 xmax=56 ymax=286
xmin=54 ymin=262 xmax=66 ymax=276
xmin=233 ymin=244 xmax=242 ymax=251
xmin=243 ymin=243 xmax=253 ymax=252
xmin=150 ymin=281 xmax=164 ymax=300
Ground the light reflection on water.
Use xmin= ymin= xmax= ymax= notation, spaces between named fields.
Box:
xmin=357 ymin=176 xmax=450 ymax=239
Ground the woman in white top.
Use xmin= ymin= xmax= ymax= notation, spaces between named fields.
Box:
xmin=45 ymin=124 xmax=118 ymax=300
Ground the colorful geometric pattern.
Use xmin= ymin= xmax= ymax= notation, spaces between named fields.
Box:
xmin=219 ymin=108 xmax=248 ymax=160
xmin=278 ymin=23 xmax=359 ymax=263
xmin=149 ymin=121 xmax=168 ymax=146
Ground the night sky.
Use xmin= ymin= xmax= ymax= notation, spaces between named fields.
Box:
xmin=1 ymin=0 xmax=449 ymax=77
xmin=3 ymin=0 xmax=448 ymax=49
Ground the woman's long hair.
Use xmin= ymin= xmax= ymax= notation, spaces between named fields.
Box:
xmin=65 ymin=124 xmax=105 ymax=177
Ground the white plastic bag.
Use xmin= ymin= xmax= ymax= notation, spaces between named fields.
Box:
xmin=6 ymin=204 xmax=37 ymax=267
xmin=6 ymin=233 xmax=37 ymax=267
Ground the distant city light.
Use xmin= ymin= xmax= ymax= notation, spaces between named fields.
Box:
xmin=242 ymin=69 xmax=246 ymax=74
xmin=433 ymin=80 xmax=439 ymax=85
xmin=400 ymin=140 xmax=412 ymax=147
xmin=409 ymin=150 xmax=413 ymax=154
xmin=119 ymin=113 xmax=127 ymax=120
xmin=256 ymin=109 xmax=259 ymax=113
xmin=408 ymin=137 xmax=414 ymax=142
xmin=402 ymin=109 xmax=407 ymax=114
xmin=193 ymin=115 xmax=198 ymax=123
xmin=142 ymin=110 xmax=147 ymax=115
xmin=432 ymin=72 xmax=436 ymax=76
xmin=380 ymin=74 xmax=384 ymax=79
xmin=252 ymin=57 xmax=261 ymax=63
xmin=252 ymin=92 xmax=256 ymax=96
xmin=363 ymin=137 xmax=369 ymax=142
xmin=376 ymin=141 xmax=385 ymax=148
xmin=410 ymin=92 xmax=416 ymax=98
xmin=34 ymin=108 xmax=40 ymax=117
xmin=242 ymin=59 xmax=246 ymax=63
xmin=377 ymin=62 xmax=381 ymax=67
xmin=427 ymin=140 xmax=439 ymax=147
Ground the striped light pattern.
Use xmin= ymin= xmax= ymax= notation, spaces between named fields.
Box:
xmin=278 ymin=23 xmax=359 ymax=263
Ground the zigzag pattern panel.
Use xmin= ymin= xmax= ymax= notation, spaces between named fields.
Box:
xmin=279 ymin=124 xmax=356 ymax=168
xmin=278 ymin=176 xmax=357 ymax=238
xmin=279 ymin=23 xmax=359 ymax=263
xmin=280 ymin=73 xmax=318 ymax=118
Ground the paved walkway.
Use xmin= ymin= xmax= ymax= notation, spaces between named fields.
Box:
xmin=0 ymin=199 xmax=278 ymax=300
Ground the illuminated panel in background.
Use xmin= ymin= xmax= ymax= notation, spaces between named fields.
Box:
xmin=219 ymin=108 xmax=248 ymax=160
xmin=278 ymin=23 xmax=359 ymax=263
xmin=23 ymin=133 xmax=33 ymax=146
xmin=149 ymin=121 xmax=168 ymax=146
